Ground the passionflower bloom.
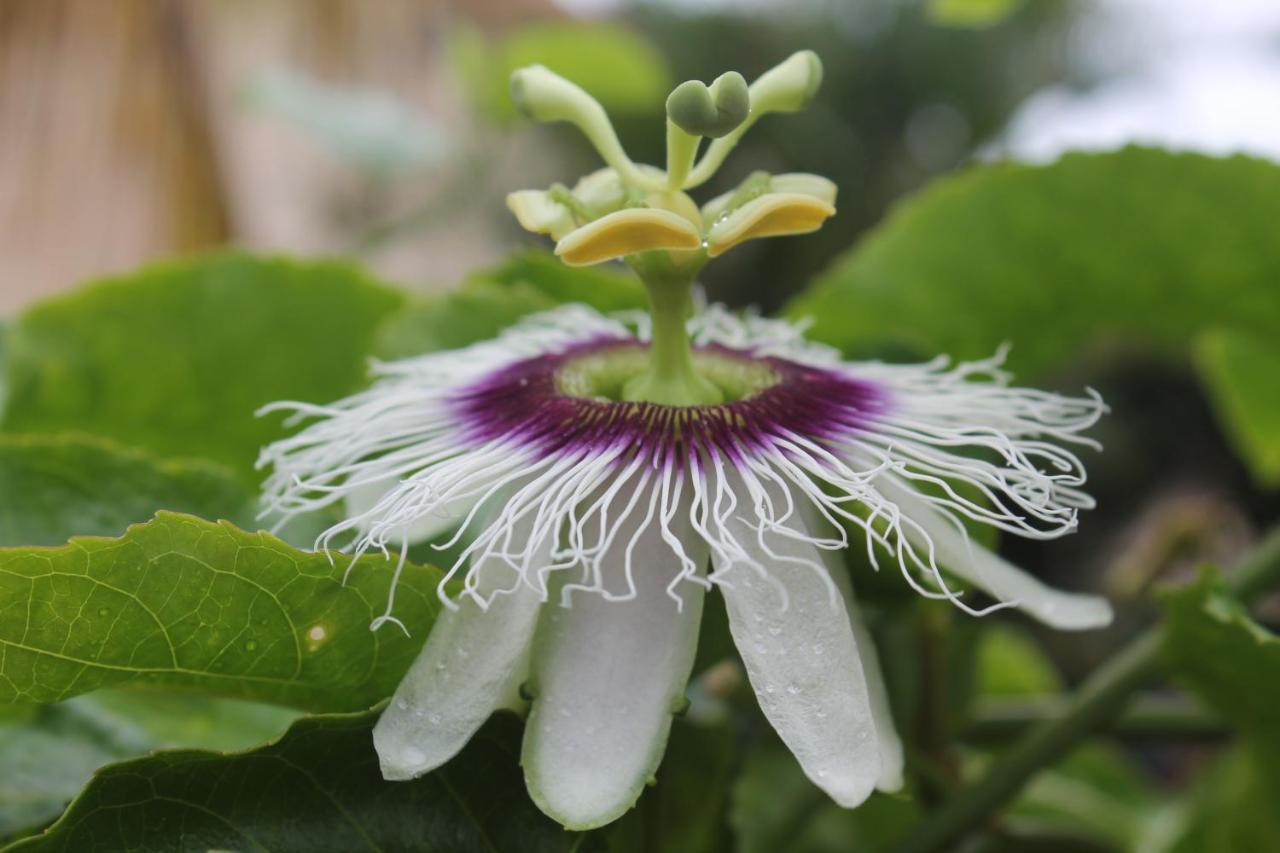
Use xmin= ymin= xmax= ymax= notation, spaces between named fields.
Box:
xmin=258 ymin=52 xmax=1112 ymax=830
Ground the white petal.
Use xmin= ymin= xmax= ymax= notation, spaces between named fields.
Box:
xmin=522 ymin=480 xmax=708 ymax=829
xmin=373 ymin=521 xmax=547 ymax=779
xmin=877 ymin=473 xmax=1113 ymax=630
xmin=840 ymin=579 xmax=904 ymax=792
xmin=713 ymin=475 xmax=882 ymax=808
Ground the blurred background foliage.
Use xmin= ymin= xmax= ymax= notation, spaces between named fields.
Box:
xmin=2 ymin=0 xmax=1279 ymax=851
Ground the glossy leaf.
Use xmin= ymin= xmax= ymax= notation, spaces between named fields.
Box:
xmin=0 ymin=512 xmax=441 ymax=710
xmin=1193 ymin=329 xmax=1280 ymax=486
xmin=0 ymin=434 xmax=251 ymax=548
xmin=7 ymin=711 xmax=596 ymax=853
xmin=1 ymin=253 xmax=404 ymax=484
xmin=789 ymin=149 xmax=1280 ymax=371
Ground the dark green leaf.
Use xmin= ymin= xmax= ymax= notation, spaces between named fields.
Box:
xmin=5 ymin=711 xmax=596 ymax=853
xmin=607 ymin=720 xmax=734 ymax=853
xmin=1160 ymin=569 xmax=1280 ymax=733
xmin=0 ymin=434 xmax=251 ymax=547
xmin=1193 ymin=329 xmax=1280 ymax=486
xmin=0 ymin=690 xmax=298 ymax=840
xmin=1 ymin=253 xmax=404 ymax=484
xmin=789 ymin=149 xmax=1280 ymax=379
xmin=730 ymin=737 xmax=919 ymax=853
xmin=0 ymin=512 xmax=441 ymax=711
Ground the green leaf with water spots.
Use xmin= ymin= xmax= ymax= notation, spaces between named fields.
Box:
xmin=0 ymin=512 xmax=441 ymax=711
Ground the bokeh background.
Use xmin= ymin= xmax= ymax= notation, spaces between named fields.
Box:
xmin=7 ymin=0 xmax=1280 ymax=314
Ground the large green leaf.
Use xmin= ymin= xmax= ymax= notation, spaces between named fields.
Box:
xmin=6 ymin=711 xmax=595 ymax=853
xmin=789 ymin=148 xmax=1280 ymax=485
xmin=0 ymin=690 xmax=298 ymax=840
xmin=927 ymin=0 xmax=1025 ymax=28
xmin=375 ymin=251 xmax=648 ymax=359
xmin=0 ymin=434 xmax=251 ymax=548
xmin=1193 ymin=329 xmax=1280 ymax=486
xmin=789 ymin=149 xmax=1280 ymax=376
xmin=1 ymin=253 xmax=404 ymax=484
xmin=0 ymin=512 xmax=441 ymax=710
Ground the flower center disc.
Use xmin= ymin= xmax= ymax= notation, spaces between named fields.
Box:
xmin=555 ymin=342 xmax=780 ymax=404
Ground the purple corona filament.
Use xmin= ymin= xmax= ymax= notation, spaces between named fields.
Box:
xmin=451 ymin=338 xmax=889 ymax=467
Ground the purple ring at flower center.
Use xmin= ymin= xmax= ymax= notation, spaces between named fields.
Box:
xmin=450 ymin=337 xmax=887 ymax=464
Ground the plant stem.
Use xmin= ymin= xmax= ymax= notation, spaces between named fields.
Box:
xmin=964 ymin=693 xmax=1225 ymax=743
xmin=896 ymin=526 xmax=1280 ymax=853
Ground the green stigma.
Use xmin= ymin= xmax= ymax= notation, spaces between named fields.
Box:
xmin=505 ymin=51 xmax=830 ymax=408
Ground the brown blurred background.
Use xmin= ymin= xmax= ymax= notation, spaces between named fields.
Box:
xmin=0 ymin=0 xmax=562 ymax=313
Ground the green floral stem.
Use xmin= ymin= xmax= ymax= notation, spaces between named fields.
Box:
xmin=896 ymin=526 xmax=1280 ymax=853
xmin=622 ymin=267 xmax=722 ymax=406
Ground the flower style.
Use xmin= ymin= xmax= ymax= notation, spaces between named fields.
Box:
xmin=257 ymin=52 xmax=1112 ymax=831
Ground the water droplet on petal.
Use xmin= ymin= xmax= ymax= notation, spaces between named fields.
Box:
xmin=395 ymin=699 xmax=409 ymax=711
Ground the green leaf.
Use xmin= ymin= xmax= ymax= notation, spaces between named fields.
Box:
xmin=0 ymin=690 xmax=298 ymax=840
xmin=1193 ymin=329 xmax=1280 ymax=486
xmin=0 ymin=434 xmax=251 ymax=548
xmin=730 ymin=737 xmax=920 ymax=853
xmin=375 ymin=251 xmax=648 ymax=359
xmin=452 ymin=22 xmax=671 ymax=123
xmin=927 ymin=0 xmax=1025 ymax=28
xmin=375 ymin=281 xmax=556 ymax=360
xmin=6 ymin=711 xmax=596 ymax=853
xmin=0 ymin=512 xmax=441 ymax=710
xmin=789 ymin=149 xmax=1280 ymax=379
xmin=1167 ymin=741 xmax=1280 ymax=853
xmin=1160 ymin=570 xmax=1280 ymax=733
xmin=973 ymin=624 xmax=1062 ymax=697
xmin=1 ymin=252 xmax=405 ymax=485
xmin=471 ymin=250 xmax=648 ymax=314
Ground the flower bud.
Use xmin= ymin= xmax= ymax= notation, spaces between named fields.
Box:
xmin=749 ymin=50 xmax=823 ymax=115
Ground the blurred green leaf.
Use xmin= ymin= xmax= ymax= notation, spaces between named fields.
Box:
xmin=1160 ymin=569 xmax=1280 ymax=732
xmin=375 ymin=281 xmax=556 ymax=360
xmin=1167 ymin=741 xmax=1280 ymax=853
xmin=452 ymin=22 xmax=671 ymax=123
xmin=1007 ymin=744 xmax=1162 ymax=850
xmin=0 ymin=690 xmax=298 ymax=841
xmin=472 ymin=250 xmax=648 ymax=314
xmin=1 ymin=253 xmax=404 ymax=485
xmin=927 ymin=0 xmax=1025 ymax=29
xmin=974 ymin=624 xmax=1062 ymax=697
xmin=790 ymin=149 xmax=1280 ymax=372
xmin=608 ymin=720 xmax=734 ymax=853
xmin=1193 ymin=329 xmax=1280 ymax=487
xmin=375 ymin=251 xmax=647 ymax=359
xmin=0 ymin=512 xmax=440 ymax=710
xmin=730 ymin=737 xmax=919 ymax=853
xmin=5 ymin=711 xmax=595 ymax=853
xmin=0 ymin=434 xmax=250 ymax=547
